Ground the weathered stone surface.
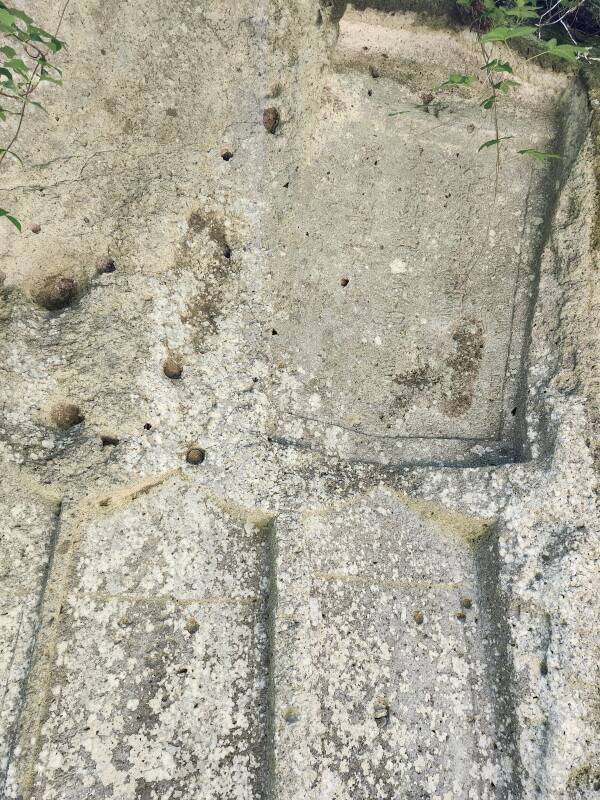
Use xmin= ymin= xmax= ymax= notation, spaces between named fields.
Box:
xmin=0 ymin=1 xmax=598 ymax=799
xmin=15 ymin=476 xmax=273 ymax=800
xmin=272 ymin=489 xmax=518 ymax=799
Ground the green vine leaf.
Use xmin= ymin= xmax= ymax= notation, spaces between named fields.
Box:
xmin=518 ymin=149 xmax=562 ymax=161
xmin=483 ymin=59 xmax=513 ymax=73
xmin=438 ymin=73 xmax=477 ymax=89
xmin=0 ymin=8 xmax=17 ymax=33
xmin=481 ymin=25 xmax=536 ymax=43
xmin=505 ymin=0 xmax=539 ymax=20
xmin=0 ymin=208 xmax=21 ymax=230
xmin=543 ymin=38 xmax=590 ymax=62
xmin=494 ymin=79 xmax=519 ymax=93
xmin=481 ymin=96 xmax=496 ymax=109
xmin=478 ymin=136 xmax=514 ymax=151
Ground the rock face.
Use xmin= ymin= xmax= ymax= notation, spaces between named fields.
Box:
xmin=0 ymin=1 xmax=598 ymax=799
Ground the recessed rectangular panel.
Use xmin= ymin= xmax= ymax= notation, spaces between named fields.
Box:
xmin=267 ymin=9 xmax=559 ymax=466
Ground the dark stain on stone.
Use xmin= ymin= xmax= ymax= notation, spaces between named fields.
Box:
xmin=221 ymin=149 xmax=233 ymax=161
xmin=180 ymin=210 xmax=239 ymax=344
xmin=166 ymin=107 xmax=178 ymax=117
xmin=187 ymin=210 xmax=230 ymax=256
xmin=392 ymin=364 xmax=439 ymax=411
xmin=442 ymin=318 xmax=484 ymax=417
xmin=100 ymin=433 xmax=120 ymax=446
xmin=262 ymin=106 xmax=280 ymax=134
xmin=33 ymin=274 xmax=77 ymax=311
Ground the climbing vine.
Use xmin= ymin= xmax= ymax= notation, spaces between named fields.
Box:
xmin=0 ymin=2 xmax=65 ymax=231
xmin=392 ymin=0 xmax=592 ymax=171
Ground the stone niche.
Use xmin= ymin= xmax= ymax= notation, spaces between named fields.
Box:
xmin=267 ymin=5 xmax=568 ymax=467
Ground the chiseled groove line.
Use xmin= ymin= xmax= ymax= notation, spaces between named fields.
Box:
xmin=314 ymin=572 xmax=463 ymax=590
xmin=283 ymin=411 xmax=498 ymax=443
xmin=77 ymin=590 xmax=258 ymax=607
xmin=263 ymin=521 xmax=279 ymax=800
xmin=497 ymin=170 xmax=534 ymax=442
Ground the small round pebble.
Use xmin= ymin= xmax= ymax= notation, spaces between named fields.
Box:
xmin=186 ymin=446 xmax=205 ymax=465
xmin=163 ymin=357 xmax=183 ymax=379
xmin=262 ymin=107 xmax=280 ymax=134
xmin=185 ymin=617 xmax=200 ymax=635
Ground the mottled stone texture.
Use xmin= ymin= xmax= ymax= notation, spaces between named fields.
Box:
xmin=0 ymin=1 xmax=598 ymax=799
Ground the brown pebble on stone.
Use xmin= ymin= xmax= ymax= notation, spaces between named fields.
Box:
xmin=31 ymin=223 xmax=41 ymax=234
xmin=369 ymin=65 xmax=380 ymax=78
xmin=262 ymin=107 xmax=280 ymax=134
xmin=340 ymin=277 xmax=349 ymax=287
xmin=413 ymin=610 xmax=424 ymax=625
xmin=185 ymin=617 xmax=200 ymax=635
xmin=50 ymin=403 xmax=83 ymax=431
xmin=461 ymin=597 xmax=473 ymax=609
xmin=97 ymin=256 xmax=116 ymax=274
xmin=34 ymin=275 xmax=77 ymax=311
xmin=221 ymin=149 xmax=233 ymax=161
xmin=163 ymin=356 xmax=183 ymax=379
xmin=186 ymin=446 xmax=205 ymax=465
xmin=456 ymin=611 xmax=467 ymax=622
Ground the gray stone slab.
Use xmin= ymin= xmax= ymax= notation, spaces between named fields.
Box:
xmin=0 ymin=471 xmax=60 ymax=796
xmin=272 ymin=488 xmax=516 ymax=799
xmin=22 ymin=477 xmax=273 ymax=800
xmin=267 ymin=8 xmax=562 ymax=467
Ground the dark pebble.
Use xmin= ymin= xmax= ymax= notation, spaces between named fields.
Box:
xmin=50 ymin=403 xmax=83 ymax=431
xmin=34 ymin=275 xmax=77 ymax=311
xmin=163 ymin=357 xmax=183 ymax=379
xmin=186 ymin=446 xmax=206 ymax=465
xmin=97 ymin=256 xmax=116 ymax=274
xmin=262 ymin=107 xmax=280 ymax=134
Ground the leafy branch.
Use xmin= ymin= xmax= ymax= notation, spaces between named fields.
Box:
xmin=0 ymin=2 xmax=66 ymax=230
xmin=442 ymin=0 xmax=591 ymax=167
xmin=389 ymin=0 xmax=592 ymax=183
